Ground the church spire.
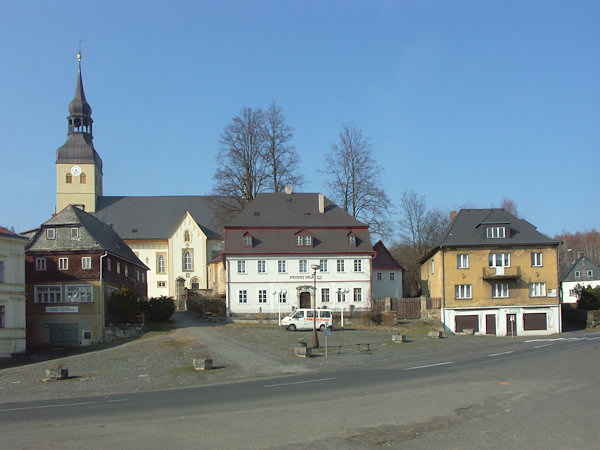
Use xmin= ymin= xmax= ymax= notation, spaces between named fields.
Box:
xmin=67 ymin=50 xmax=93 ymax=135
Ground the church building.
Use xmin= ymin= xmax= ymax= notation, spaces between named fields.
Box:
xmin=54 ymin=54 xmax=224 ymax=308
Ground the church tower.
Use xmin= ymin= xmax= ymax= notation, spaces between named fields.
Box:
xmin=56 ymin=52 xmax=103 ymax=213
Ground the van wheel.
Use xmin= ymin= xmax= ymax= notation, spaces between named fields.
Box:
xmin=288 ymin=324 xmax=296 ymax=331
xmin=319 ymin=324 xmax=326 ymax=331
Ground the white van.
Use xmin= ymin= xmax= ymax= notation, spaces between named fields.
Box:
xmin=281 ymin=309 xmax=333 ymax=331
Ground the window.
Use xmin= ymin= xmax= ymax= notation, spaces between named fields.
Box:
xmin=257 ymin=260 xmax=266 ymax=273
xmin=486 ymin=226 xmax=506 ymax=238
xmin=529 ymin=282 xmax=547 ymax=297
xmin=279 ymin=291 xmax=287 ymax=303
xmin=455 ymin=284 xmax=472 ymax=299
xmin=523 ymin=313 xmax=547 ymax=331
xmin=258 ymin=289 xmax=267 ymax=303
xmin=587 ymin=270 xmax=594 ymax=277
xmin=0 ymin=261 xmax=4 ymax=283
xmin=337 ymin=259 xmax=345 ymax=272
xmin=46 ymin=228 xmax=56 ymax=240
xmin=36 ymin=257 xmax=46 ymax=271
xmin=117 ymin=261 xmax=121 ymax=274
xmin=65 ymin=285 xmax=93 ymax=303
xmin=354 ymin=259 xmax=362 ymax=272
xmin=569 ymin=289 xmax=577 ymax=297
xmin=278 ymin=260 xmax=286 ymax=273
xmin=124 ymin=265 xmax=129 ymax=277
xmin=299 ymin=259 xmax=307 ymax=273
xmin=80 ymin=173 xmax=86 ymax=184
xmin=82 ymin=257 xmax=91 ymax=270
xmin=184 ymin=251 xmax=192 ymax=271
xmin=376 ymin=272 xmax=382 ymax=281
xmin=431 ymin=260 xmax=434 ymax=274
xmin=574 ymin=271 xmax=581 ymax=278
xmin=319 ymin=259 xmax=328 ymax=272
xmin=66 ymin=173 xmax=72 ymax=183
xmin=0 ymin=305 xmax=4 ymax=328
xmin=492 ymin=283 xmax=509 ymax=298
xmin=390 ymin=272 xmax=395 ymax=281
xmin=322 ymin=288 xmax=330 ymax=303
xmin=296 ymin=235 xmax=303 ymax=246
xmin=59 ymin=257 xmax=68 ymax=270
xmin=107 ymin=258 xmax=112 ymax=271
xmin=353 ymin=288 xmax=362 ymax=302
xmin=157 ymin=255 xmax=165 ymax=273
xmin=184 ymin=230 xmax=191 ymax=242
xmin=237 ymin=260 xmax=246 ymax=274
xmin=136 ymin=270 xmax=140 ymax=281
xmin=337 ymin=290 xmax=346 ymax=302
xmin=457 ymin=254 xmax=469 ymax=269
xmin=304 ymin=236 xmax=312 ymax=246
xmin=531 ymin=252 xmax=543 ymax=267
xmin=141 ymin=272 xmax=145 ymax=283
xmin=71 ymin=227 xmax=79 ymax=239
xmin=347 ymin=235 xmax=356 ymax=246
xmin=35 ymin=285 xmax=62 ymax=303
xmin=489 ymin=253 xmax=510 ymax=267
xmin=238 ymin=290 xmax=247 ymax=303
xmin=157 ymin=281 xmax=166 ymax=288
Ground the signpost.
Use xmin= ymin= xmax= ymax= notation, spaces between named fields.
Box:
xmin=324 ymin=326 xmax=331 ymax=358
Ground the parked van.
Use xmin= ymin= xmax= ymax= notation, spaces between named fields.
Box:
xmin=281 ymin=309 xmax=333 ymax=331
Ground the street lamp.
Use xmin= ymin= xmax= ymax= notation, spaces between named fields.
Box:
xmin=311 ymin=264 xmax=321 ymax=348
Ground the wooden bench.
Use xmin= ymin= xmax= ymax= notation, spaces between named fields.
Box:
xmin=355 ymin=343 xmax=371 ymax=352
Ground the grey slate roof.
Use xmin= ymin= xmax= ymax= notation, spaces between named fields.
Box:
xmin=27 ymin=205 xmax=147 ymax=269
xmin=421 ymin=209 xmax=559 ymax=262
xmin=93 ymin=196 xmax=225 ymax=241
xmin=372 ymin=240 xmax=404 ymax=271
xmin=56 ymin=133 xmax=103 ymax=168
xmin=560 ymin=256 xmax=600 ymax=282
xmin=224 ymin=193 xmax=372 ymax=255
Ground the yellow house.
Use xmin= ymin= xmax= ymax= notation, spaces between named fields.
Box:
xmin=420 ymin=209 xmax=560 ymax=336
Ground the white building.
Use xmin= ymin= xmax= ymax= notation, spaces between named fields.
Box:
xmin=371 ymin=240 xmax=404 ymax=300
xmin=0 ymin=227 xmax=28 ymax=357
xmin=560 ymin=256 xmax=600 ymax=304
xmin=223 ymin=192 xmax=374 ymax=319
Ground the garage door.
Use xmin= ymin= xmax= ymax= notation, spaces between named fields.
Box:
xmin=523 ymin=313 xmax=547 ymax=331
xmin=455 ymin=315 xmax=479 ymax=333
xmin=50 ymin=323 xmax=78 ymax=347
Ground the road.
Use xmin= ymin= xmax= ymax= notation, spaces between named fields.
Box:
xmin=1 ymin=333 xmax=599 ymax=449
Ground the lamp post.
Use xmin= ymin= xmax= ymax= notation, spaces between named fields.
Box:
xmin=311 ymin=264 xmax=320 ymax=348
xmin=274 ymin=290 xmax=281 ymax=325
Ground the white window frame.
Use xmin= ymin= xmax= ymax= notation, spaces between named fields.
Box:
xmin=279 ymin=291 xmax=287 ymax=303
xmin=157 ymin=255 xmax=165 ymax=273
xmin=337 ymin=259 xmax=345 ymax=272
xmin=59 ymin=257 xmax=68 ymax=270
xmin=299 ymin=259 xmax=307 ymax=273
xmin=36 ymin=257 xmax=46 ymax=271
xmin=489 ymin=253 xmax=510 ymax=267
xmin=529 ymin=282 xmax=547 ymax=297
xmin=35 ymin=285 xmax=62 ymax=303
xmin=492 ymin=283 xmax=509 ymax=298
xmin=347 ymin=235 xmax=356 ymax=246
xmin=243 ymin=235 xmax=252 ymax=247
xmin=455 ymin=284 xmax=472 ymax=299
xmin=257 ymin=260 xmax=266 ymax=274
xmin=337 ymin=290 xmax=346 ymax=302
xmin=322 ymin=288 xmax=330 ymax=303
xmin=70 ymin=227 xmax=79 ymax=239
xmin=457 ymin=254 xmax=469 ymax=269
xmin=531 ymin=252 xmax=543 ymax=267
xmin=237 ymin=260 xmax=246 ymax=274
xmin=305 ymin=236 xmax=312 ymax=246
xmin=486 ymin=226 xmax=506 ymax=238
xmin=354 ymin=259 xmax=362 ymax=272
xmin=319 ymin=259 xmax=328 ymax=272
xmin=238 ymin=290 xmax=247 ymax=303
xmin=258 ymin=289 xmax=267 ymax=303
xmin=353 ymin=287 xmax=362 ymax=302
xmin=296 ymin=235 xmax=303 ymax=246
xmin=65 ymin=284 xmax=93 ymax=303
xmin=278 ymin=260 xmax=286 ymax=273
xmin=82 ymin=257 xmax=92 ymax=270
xmin=389 ymin=272 xmax=395 ymax=281
xmin=587 ymin=270 xmax=594 ymax=277
xmin=574 ymin=271 xmax=581 ymax=278
xmin=184 ymin=251 xmax=192 ymax=271
xmin=46 ymin=228 xmax=56 ymax=240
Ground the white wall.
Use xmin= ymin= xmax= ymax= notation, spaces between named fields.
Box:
xmin=0 ymin=236 xmax=27 ymax=356
xmin=561 ymin=280 xmax=600 ymax=304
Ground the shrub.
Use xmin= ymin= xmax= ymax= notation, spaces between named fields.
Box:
xmin=107 ymin=287 xmax=140 ymax=318
xmin=575 ymin=285 xmax=600 ymax=310
xmin=141 ymin=296 xmax=176 ymax=322
xmin=381 ymin=311 xmax=397 ymax=327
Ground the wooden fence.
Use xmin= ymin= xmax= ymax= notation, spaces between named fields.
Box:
xmin=372 ymin=297 xmax=422 ymax=320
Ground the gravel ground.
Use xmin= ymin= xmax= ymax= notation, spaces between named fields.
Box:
xmin=0 ymin=312 xmax=514 ymax=404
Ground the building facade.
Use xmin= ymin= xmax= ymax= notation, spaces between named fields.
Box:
xmin=54 ymin=55 xmax=224 ymax=307
xmin=371 ymin=240 xmax=404 ymax=300
xmin=560 ymin=256 xmax=600 ymax=304
xmin=0 ymin=227 xmax=28 ymax=357
xmin=25 ymin=206 xmax=148 ymax=347
xmin=223 ymin=192 xmax=374 ymax=320
xmin=420 ymin=209 xmax=560 ymax=336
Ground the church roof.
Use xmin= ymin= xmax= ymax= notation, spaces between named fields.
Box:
xmin=94 ymin=196 xmax=225 ymax=241
xmin=56 ymin=133 xmax=103 ymax=168
xmin=68 ymin=63 xmax=92 ymax=117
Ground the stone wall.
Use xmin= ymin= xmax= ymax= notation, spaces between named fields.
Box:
xmin=104 ymin=324 xmax=144 ymax=343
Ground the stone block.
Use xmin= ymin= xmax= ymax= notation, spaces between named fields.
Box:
xmin=392 ymin=334 xmax=408 ymax=343
xmin=294 ymin=346 xmax=312 ymax=358
xmin=428 ymin=330 xmax=443 ymax=338
xmin=193 ymin=358 xmax=213 ymax=370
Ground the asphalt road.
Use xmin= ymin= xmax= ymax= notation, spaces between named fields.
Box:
xmin=1 ymin=333 xmax=599 ymax=449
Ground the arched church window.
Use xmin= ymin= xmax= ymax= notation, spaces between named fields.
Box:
xmin=184 ymin=230 xmax=191 ymax=242
xmin=80 ymin=173 xmax=86 ymax=184
xmin=184 ymin=251 xmax=192 ymax=271
xmin=66 ymin=173 xmax=72 ymax=184
xmin=157 ymin=255 xmax=165 ymax=273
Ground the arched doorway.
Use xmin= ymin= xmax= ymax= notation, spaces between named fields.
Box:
xmin=299 ymin=291 xmax=311 ymax=309
xmin=176 ymin=278 xmax=186 ymax=311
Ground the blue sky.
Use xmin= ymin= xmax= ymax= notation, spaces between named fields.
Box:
xmin=1 ymin=1 xmax=598 ymax=238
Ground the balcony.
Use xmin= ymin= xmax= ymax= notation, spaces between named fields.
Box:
xmin=482 ymin=266 xmax=521 ymax=281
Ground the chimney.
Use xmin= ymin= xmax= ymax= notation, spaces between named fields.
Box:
xmin=450 ymin=210 xmax=457 ymax=222
xmin=318 ymin=193 xmax=325 ymax=214
xmin=285 ymin=185 xmax=292 ymax=201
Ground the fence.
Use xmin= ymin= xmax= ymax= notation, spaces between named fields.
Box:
xmin=372 ymin=297 xmax=421 ymax=320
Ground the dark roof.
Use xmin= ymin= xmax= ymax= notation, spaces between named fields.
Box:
xmin=225 ymin=193 xmax=367 ymax=228
xmin=224 ymin=193 xmax=372 ymax=255
xmin=560 ymin=256 xmax=600 ymax=282
xmin=372 ymin=240 xmax=404 ymax=271
xmin=421 ymin=209 xmax=559 ymax=262
xmin=93 ymin=196 xmax=225 ymax=240
xmin=68 ymin=63 xmax=92 ymax=117
xmin=56 ymin=132 xmax=103 ymax=168
xmin=27 ymin=205 xmax=147 ymax=269
xmin=0 ymin=226 xmax=29 ymax=241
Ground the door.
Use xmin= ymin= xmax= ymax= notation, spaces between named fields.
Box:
xmin=506 ymin=313 xmax=517 ymax=336
xmin=299 ymin=292 xmax=311 ymax=309
xmin=50 ymin=323 xmax=78 ymax=347
xmin=486 ymin=314 xmax=496 ymax=335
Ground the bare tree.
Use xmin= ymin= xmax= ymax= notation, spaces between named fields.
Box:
xmin=262 ymin=100 xmax=304 ymax=192
xmin=212 ymin=107 xmax=268 ymax=217
xmin=501 ymin=198 xmax=518 ymax=217
xmin=396 ymin=190 xmax=449 ymax=295
xmin=322 ymin=124 xmax=391 ymax=239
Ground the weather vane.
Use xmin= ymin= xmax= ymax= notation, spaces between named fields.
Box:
xmin=77 ymin=38 xmax=83 ymax=61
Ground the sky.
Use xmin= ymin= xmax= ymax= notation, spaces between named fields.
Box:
xmin=1 ymin=1 xmax=598 ymax=239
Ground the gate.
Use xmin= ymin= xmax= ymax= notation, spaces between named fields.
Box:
xmin=50 ymin=323 xmax=78 ymax=347
xmin=391 ymin=298 xmax=421 ymax=319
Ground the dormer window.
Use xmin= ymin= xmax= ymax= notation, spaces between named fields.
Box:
xmin=46 ymin=228 xmax=56 ymax=240
xmin=243 ymin=233 xmax=252 ymax=247
xmin=70 ymin=227 xmax=79 ymax=240
xmin=347 ymin=232 xmax=356 ymax=247
xmin=486 ymin=226 xmax=506 ymax=239
xmin=296 ymin=235 xmax=303 ymax=246
xmin=304 ymin=235 xmax=312 ymax=246
xmin=295 ymin=230 xmax=313 ymax=247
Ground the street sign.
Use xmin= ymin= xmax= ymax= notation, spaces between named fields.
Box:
xmin=324 ymin=327 xmax=331 ymax=336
